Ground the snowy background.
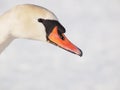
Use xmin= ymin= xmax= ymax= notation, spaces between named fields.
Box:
xmin=0 ymin=0 xmax=120 ymax=90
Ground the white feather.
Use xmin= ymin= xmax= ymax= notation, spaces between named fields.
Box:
xmin=0 ymin=4 xmax=58 ymax=54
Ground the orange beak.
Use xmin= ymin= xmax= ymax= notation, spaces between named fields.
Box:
xmin=48 ymin=26 xmax=83 ymax=57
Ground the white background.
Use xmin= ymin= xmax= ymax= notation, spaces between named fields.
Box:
xmin=0 ymin=0 xmax=120 ymax=90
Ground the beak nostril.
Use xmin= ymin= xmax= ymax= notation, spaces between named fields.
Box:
xmin=58 ymin=30 xmax=65 ymax=40
xmin=59 ymin=34 xmax=65 ymax=40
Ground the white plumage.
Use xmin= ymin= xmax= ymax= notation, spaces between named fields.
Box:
xmin=0 ymin=4 xmax=82 ymax=56
xmin=0 ymin=4 xmax=57 ymax=53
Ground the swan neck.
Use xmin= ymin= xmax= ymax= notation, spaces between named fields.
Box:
xmin=0 ymin=35 xmax=14 ymax=54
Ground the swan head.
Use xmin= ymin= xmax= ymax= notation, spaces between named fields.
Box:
xmin=9 ymin=4 xmax=82 ymax=56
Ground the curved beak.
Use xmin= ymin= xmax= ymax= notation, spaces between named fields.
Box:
xmin=48 ymin=26 xmax=83 ymax=57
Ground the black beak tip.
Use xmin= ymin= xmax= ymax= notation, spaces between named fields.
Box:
xmin=78 ymin=48 xmax=83 ymax=57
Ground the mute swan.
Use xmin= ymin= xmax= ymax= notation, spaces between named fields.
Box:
xmin=0 ymin=4 xmax=82 ymax=56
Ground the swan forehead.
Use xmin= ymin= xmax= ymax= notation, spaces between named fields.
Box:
xmin=14 ymin=4 xmax=58 ymax=20
xmin=10 ymin=4 xmax=59 ymax=41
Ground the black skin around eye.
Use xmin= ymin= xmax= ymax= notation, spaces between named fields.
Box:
xmin=38 ymin=18 xmax=66 ymax=36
